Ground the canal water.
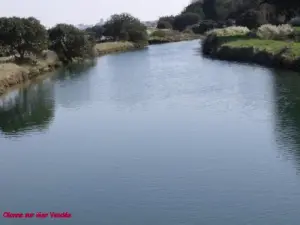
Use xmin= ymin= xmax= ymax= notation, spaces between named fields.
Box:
xmin=1 ymin=40 xmax=300 ymax=225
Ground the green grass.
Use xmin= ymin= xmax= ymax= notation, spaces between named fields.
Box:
xmin=294 ymin=26 xmax=300 ymax=32
xmin=94 ymin=42 xmax=136 ymax=55
xmin=95 ymin=42 xmax=134 ymax=52
xmin=223 ymin=38 xmax=300 ymax=58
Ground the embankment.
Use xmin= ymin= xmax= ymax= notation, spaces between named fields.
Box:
xmin=94 ymin=41 xmax=143 ymax=55
xmin=149 ymin=34 xmax=201 ymax=44
xmin=0 ymin=42 xmax=143 ymax=95
xmin=148 ymin=29 xmax=201 ymax=45
xmin=202 ymin=34 xmax=300 ymax=72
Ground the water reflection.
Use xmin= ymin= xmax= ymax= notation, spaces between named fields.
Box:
xmin=0 ymin=60 xmax=97 ymax=136
xmin=56 ymin=60 xmax=97 ymax=81
xmin=0 ymin=78 xmax=55 ymax=137
xmin=102 ymin=49 xmax=151 ymax=106
xmin=273 ymin=70 xmax=300 ymax=166
xmin=54 ymin=60 xmax=97 ymax=109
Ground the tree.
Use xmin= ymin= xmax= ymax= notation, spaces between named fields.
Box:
xmin=191 ymin=20 xmax=218 ymax=34
xmin=85 ymin=25 xmax=104 ymax=40
xmin=173 ymin=13 xmax=201 ymax=31
xmin=236 ymin=9 xmax=264 ymax=29
xmin=182 ymin=0 xmax=205 ymax=19
xmin=123 ymin=21 xmax=148 ymax=43
xmin=103 ymin=13 xmax=147 ymax=43
xmin=202 ymin=0 xmax=218 ymax=20
xmin=0 ymin=17 xmax=48 ymax=60
xmin=157 ymin=16 xmax=175 ymax=26
xmin=157 ymin=21 xmax=172 ymax=29
xmin=48 ymin=24 xmax=95 ymax=62
xmin=261 ymin=0 xmax=300 ymax=21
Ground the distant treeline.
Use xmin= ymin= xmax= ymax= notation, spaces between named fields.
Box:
xmin=0 ymin=13 xmax=148 ymax=63
xmin=1 ymin=0 xmax=299 ymax=63
xmin=156 ymin=0 xmax=300 ymax=34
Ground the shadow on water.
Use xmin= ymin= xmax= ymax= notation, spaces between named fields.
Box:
xmin=0 ymin=78 xmax=55 ymax=137
xmin=0 ymin=60 xmax=97 ymax=137
xmin=55 ymin=59 xmax=97 ymax=81
xmin=53 ymin=59 xmax=97 ymax=109
xmin=272 ymin=70 xmax=300 ymax=169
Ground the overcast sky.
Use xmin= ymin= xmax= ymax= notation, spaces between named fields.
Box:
xmin=0 ymin=0 xmax=189 ymax=27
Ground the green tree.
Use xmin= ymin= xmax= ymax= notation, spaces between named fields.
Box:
xmin=0 ymin=17 xmax=48 ymax=60
xmin=48 ymin=24 xmax=95 ymax=63
xmin=157 ymin=16 xmax=175 ymax=27
xmin=157 ymin=21 xmax=172 ymax=29
xmin=182 ymin=0 xmax=205 ymax=19
xmin=103 ymin=13 xmax=147 ymax=43
xmin=173 ymin=13 xmax=201 ymax=31
xmin=202 ymin=0 xmax=218 ymax=20
xmin=236 ymin=9 xmax=264 ymax=29
xmin=261 ymin=0 xmax=300 ymax=20
xmin=85 ymin=25 xmax=104 ymax=40
xmin=123 ymin=21 xmax=148 ymax=43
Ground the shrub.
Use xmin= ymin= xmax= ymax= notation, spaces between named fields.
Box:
xmin=157 ymin=21 xmax=172 ymax=29
xmin=127 ymin=29 xmax=148 ymax=44
xmin=183 ymin=28 xmax=194 ymax=34
xmin=150 ymin=30 xmax=167 ymax=38
xmin=191 ymin=20 xmax=217 ymax=34
xmin=206 ymin=26 xmax=250 ymax=37
xmin=256 ymin=24 xmax=294 ymax=40
xmin=226 ymin=19 xmax=236 ymax=27
xmin=289 ymin=17 xmax=300 ymax=27
xmin=157 ymin=16 xmax=175 ymax=27
xmin=173 ymin=13 xmax=201 ymax=31
xmin=236 ymin=9 xmax=264 ymax=29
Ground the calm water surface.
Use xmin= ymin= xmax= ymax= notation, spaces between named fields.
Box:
xmin=1 ymin=40 xmax=300 ymax=225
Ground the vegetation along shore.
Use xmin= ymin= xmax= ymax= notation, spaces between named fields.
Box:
xmin=0 ymin=5 xmax=205 ymax=95
xmin=3 ymin=0 xmax=300 ymax=94
xmin=198 ymin=0 xmax=300 ymax=72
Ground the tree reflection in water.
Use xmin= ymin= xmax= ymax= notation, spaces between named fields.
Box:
xmin=0 ymin=78 xmax=55 ymax=136
xmin=273 ymin=70 xmax=300 ymax=168
xmin=0 ymin=60 xmax=97 ymax=137
xmin=54 ymin=60 xmax=97 ymax=109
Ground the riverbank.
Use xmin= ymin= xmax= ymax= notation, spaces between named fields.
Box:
xmin=94 ymin=41 xmax=143 ymax=55
xmin=149 ymin=34 xmax=201 ymax=44
xmin=202 ymin=27 xmax=300 ymax=72
xmin=0 ymin=42 xmax=144 ymax=95
xmin=148 ymin=29 xmax=202 ymax=45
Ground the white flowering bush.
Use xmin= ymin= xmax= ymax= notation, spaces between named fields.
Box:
xmin=289 ymin=17 xmax=300 ymax=27
xmin=206 ymin=26 xmax=250 ymax=37
xmin=256 ymin=24 xmax=294 ymax=40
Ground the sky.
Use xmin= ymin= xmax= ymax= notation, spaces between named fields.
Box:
xmin=0 ymin=0 xmax=189 ymax=27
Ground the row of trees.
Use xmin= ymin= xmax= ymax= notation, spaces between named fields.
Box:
xmin=0 ymin=17 xmax=95 ymax=62
xmin=157 ymin=0 xmax=300 ymax=33
xmin=0 ymin=13 xmax=148 ymax=63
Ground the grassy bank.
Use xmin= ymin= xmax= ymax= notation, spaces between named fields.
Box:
xmin=94 ymin=41 xmax=141 ymax=55
xmin=0 ymin=51 xmax=62 ymax=95
xmin=148 ymin=29 xmax=201 ymax=45
xmin=0 ymin=42 xmax=144 ymax=96
xmin=202 ymin=26 xmax=300 ymax=72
